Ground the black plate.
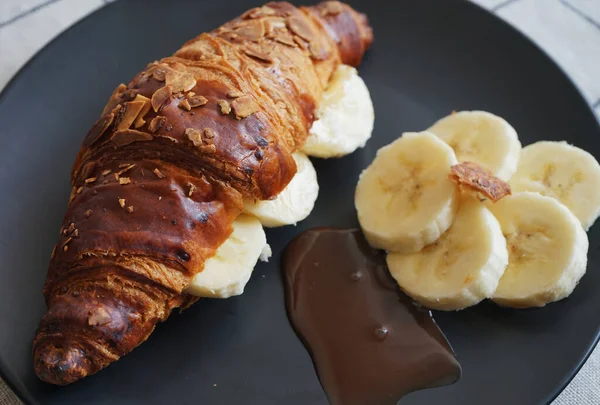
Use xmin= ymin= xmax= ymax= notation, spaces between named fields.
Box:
xmin=1 ymin=0 xmax=599 ymax=404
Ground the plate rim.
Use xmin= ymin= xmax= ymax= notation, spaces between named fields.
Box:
xmin=0 ymin=1 xmax=598 ymax=404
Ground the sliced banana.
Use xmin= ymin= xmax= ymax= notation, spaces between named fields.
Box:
xmin=303 ymin=65 xmax=374 ymax=158
xmin=355 ymin=131 xmax=459 ymax=253
xmin=509 ymin=141 xmax=600 ymax=230
xmin=428 ymin=110 xmax=521 ymax=180
xmin=185 ymin=215 xmax=267 ymax=299
xmin=489 ymin=192 xmax=588 ymax=308
xmin=244 ymin=152 xmax=318 ymax=227
xmin=387 ymin=199 xmax=508 ymax=311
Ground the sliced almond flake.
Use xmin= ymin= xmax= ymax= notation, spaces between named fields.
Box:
xmin=188 ymin=183 xmax=197 ymax=197
xmin=244 ymin=5 xmax=276 ymax=19
xmin=235 ymin=20 xmax=265 ymax=42
xmin=126 ymin=206 xmax=134 ymax=213
xmin=114 ymin=173 xmax=120 ymax=181
xmin=449 ymin=161 xmax=511 ymax=202
xmin=117 ymin=164 xmax=136 ymax=176
xmin=85 ymin=113 xmax=114 ymax=146
xmin=165 ymin=71 xmax=196 ymax=93
xmin=151 ymin=85 xmax=173 ymax=112
xmin=119 ymin=177 xmax=131 ymax=185
xmin=188 ymin=95 xmax=208 ymax=108
xmin=101 ymin=169 xmax=112 ymax=176
xmin=111 ymin=129 xmax=153 ymax=147
xmin=244 ymin=48 xmax=273 ymax=63
xmin=273 ymin=32 xmax=297 ymax=47
xmin=227 ymin=90 xmax=244 ymax=98
xmin=102 ymin=83 xmax=127 ymax=115
xmin=179 ymin=98 xmax=192 ymax=111
xmin=153 ymin=168 xmax=166 ymax=179
xmin=203 ymin=128 xmax=216 ymax=139
xmin=152 ymin=64 xmax=171 ymax=81
xmin=231 ymin=96 xmax=260 ymax=119
xmin=62 ymin=237 xmax=73 ymax=248
xmin=84 ymin=209 xmax=94 ymax=218
xmin=68 ymin=223 xmax=76 ymax=233
xmin=185 ymin=128 xmax=203 ymax=146
xmin=63 ymin=245 xmax=69 ymax=252
xmin=309 ymin=41 xmax=327 ymax=60
xmin=72 ymin=229 xmax=79 ymax=237
xmin=321 ymin=1 xmax=343 ymax=16
xmin=218 ymin=99 xmax=231 ymax=115
xmin=293 ymin=35 xmax=308 ymax=50
xmin=149 ymin=116 xmax=167 ymax=133
xmin=76 ymin=187 xmax=84 ymax=194
xmin=287 ymin=16 xmax=313 ymax=41
xmin=116 ymin=100 xmax=147 ymax=131
xmin=157 ymin=135 xmax=178 ymax=143
xmin=118 ymin=198 xmax=126 ymax=208
xmin=199 ymin=144 xmax=216 ymax=154
xmin=84 ymin=177 xmax=97 ymax=184
xmin=133 ymin=94 xmax=152 ymax=128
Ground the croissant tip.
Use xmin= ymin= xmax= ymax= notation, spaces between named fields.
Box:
xmin=34 ymin=343 xmax=92 ymax=386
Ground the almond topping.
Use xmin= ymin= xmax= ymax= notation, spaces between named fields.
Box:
xmin=293 ymin=35 xmax=308 ymax=50
xmin=321 ymin=1 xmax=343 ymax=16
xmin=231 ymin=96 xmax=260 ymax=119
xmin=151 ymin=85 xmax=173 ymax=112
xmin=449 ymin=162 xmax=511 ymax=202
xmin=199 ymin=144 xmax=216 ymax=154
xmin=153 ymin=168 xmax=166 ymax=179
xmin=101 ymin=169 xmax=112 ymax=176
xmin=203 ymin=128 xmax=215 ymax=139
xmin=126 ymin=206 xmax=134 ymax=213
xmin=149 ymin=116 xmax=167 ymax=133
xmin=84 ymin=209 xmax=93 ymax=218
xmin=227 ymin=90 xmax=244 ymax=98
xmin=287 ymin=16 xmax=313 ymax=41
xmin=76 ymin=187 xmax=83 ymax=194
xmin=119 ymin=177 xmax=131 ymax=185
xmin=165 ymin=70 xmax=196 ymax=93
xmin=116 ymin=100 xmax=146 ymax=131
xmin=244 ymin=48 xmax=273 ymax=63
xmin=84 ymin=177 xmax=97 ymax=184
xmin=218 ymin=99 xmax=231 ymax=115
xmin=133 ymin=94 xmax=152 ymax=128
xmin=85 ymin=113 xmax=114 ymax=146
xmin=185 ymin=128 xmax=203 ymax=146
xmin=152 ymin=64 xmax=170 ymax=81
xmin=68 ymin=223 xmax=76 ymax=233
xmin=188 ymin=95 xmax=208 ymax=108
xmin=188 ymin=183 xmax=196 ymax=197
xmin=179 ymin=98 xmax=192 ymax=111
xmin=118 ymin=198 xmax=126 ymax=208
xmin=110 ymin=129 xmax=153 ymax=147
xmin=235 ymin=20 xmax=265 ymax=42
xmin=88 ymin=307 xmax=112 ymax=326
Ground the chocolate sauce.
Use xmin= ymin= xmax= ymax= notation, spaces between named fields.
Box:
xmin=283 ymin=228 xmax=461 ymax=405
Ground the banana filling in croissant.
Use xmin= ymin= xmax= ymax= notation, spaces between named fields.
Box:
xmin=187 ymin=64 xmax=374 ymax=298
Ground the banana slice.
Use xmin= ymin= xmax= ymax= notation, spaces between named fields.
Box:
xmin=302 ymin=65 xmax=374 ymax=158
xmin=355 ymin=131 xmax=459 ymax=253
xmin=428 ymin=111 xmax=521 ymax=180
xmin=387 ymin=199 xmax=508 ymax=311
xmin=489 ymin=192 xmax=588 ymax=308
xmin=186 ymin=215 xmax=267 ymax=298
xmin=244 ymin=152 xmax=318 ymax=227
xmin=509 ymin=141 xmax=600 ymax=230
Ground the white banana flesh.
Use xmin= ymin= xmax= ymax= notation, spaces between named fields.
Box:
xmin=303 ymin=64 xmax=374 ymax=158
xmin=185 ymin=215 xmax=268 ymax=299
xmin=355 ymin=131 xmax=459 ymax=253
xmin=243 ymin=152 xmax=319 ymax=227
xmin=428 ymin=110 xmax=521 ymax=181
xmin=509 ymin=141 xmax=600 ymax=230
xmin=489 ymin=192 xmax=588 ymax=308
xmin=387 ymin=199 xmax=509 ymax=311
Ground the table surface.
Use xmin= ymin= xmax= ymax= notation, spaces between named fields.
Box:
xmin=0 ymin=0 xmax=598 ymax=404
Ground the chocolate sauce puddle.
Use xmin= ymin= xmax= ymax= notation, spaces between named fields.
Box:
xmin=283 ymin=228 xmax=461 ymax=405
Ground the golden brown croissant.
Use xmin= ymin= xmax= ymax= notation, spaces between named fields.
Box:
xmin=33 ymin=1 xmax=373 ymax=385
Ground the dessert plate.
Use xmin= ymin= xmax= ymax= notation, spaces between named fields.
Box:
xmin=0 ymin=0 xmax=598 ymax=404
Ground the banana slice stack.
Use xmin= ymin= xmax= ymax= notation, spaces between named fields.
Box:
xmin=356 ymin=111 xmax=600 ymax=310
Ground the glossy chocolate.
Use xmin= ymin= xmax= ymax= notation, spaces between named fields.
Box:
xmin=283 ymin=228 xmax=461 ymax=405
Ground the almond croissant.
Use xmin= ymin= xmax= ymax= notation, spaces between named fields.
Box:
xmin=33 ymin=1 xmax=373 ymax=385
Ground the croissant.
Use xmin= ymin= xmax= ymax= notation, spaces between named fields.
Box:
xmin=33 ymin=1 xmax=373 ymax=385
